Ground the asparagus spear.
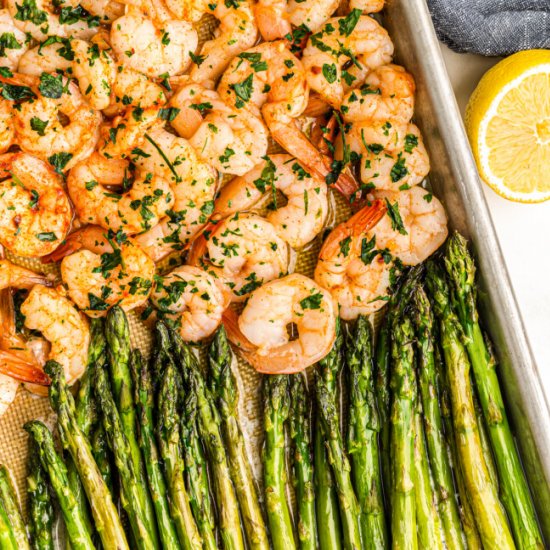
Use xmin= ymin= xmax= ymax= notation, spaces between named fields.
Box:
xmin=262 ymin=374 xmax=296 ymax=550
xmin=130 ymin=349 xmax=182 ymax=550
xmin=412 ymin=286 xmax=465 ymax=550
xmin=389 ymin=314 xmax=417 ymax=550
xmin=314 ymin=423 xmax=342 ymax=550
xmin=75 ymin=318 xmax=105 ymax=434
xmin=425 ymin=262 xmax=515 ymax=550
xmin=106 ymin=306 xmax=160 ymax=549
xmin=94 ymin=357 xmax=159 ymax=550
xmin=26 ymin=440 xmax=55 ymax=550
xmin=43 ymin=360 xmax=129 ymax=550
xmin=91 ymin=425 xmax=114 ymax=494
xmin=24 ymin=422 xmax=94 ymax=550
xmin=0 ymin=465 xmax=29 ymax=550
xmin=413 ymin=399 xmax=443 ymax=550
xmin=180 ymin=390 xmax=217 ymax=550
xmin=315 ymin=375 xmax=362 ymax=550
xmin=345 ymin=316 xmax=387 ymax=550
xmin=0 ymin=482 xmax=17 ymax=550
xmin=445 ymin=232 xmax=543 ymax=550
xmin=156 ymin=342 xmax=203 ymax=550
xmin=315 ymin=319 xmax=342 ymax=550
xmin=289 ymin=374 xmax=318 ymax=550
xmin=67 ymin=317 xmax=106 ymax=541
xmin=433 ymin=340 xmax=482 ymax=550
xmin=208 ymin=326 xmax=269 ymax=550
xmin=375 ymin=266 xmax=423 ymax=507
xmin=169 ymin=327 xmax=245 ymax=550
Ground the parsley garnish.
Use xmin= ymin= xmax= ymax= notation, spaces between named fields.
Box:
xmin=384 ymin=198 xmax=408 ymax=235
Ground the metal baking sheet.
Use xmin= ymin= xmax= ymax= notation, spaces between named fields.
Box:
xmin=383 ymin=0 xmax=550 ymax=540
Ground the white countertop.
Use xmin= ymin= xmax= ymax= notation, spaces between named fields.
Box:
xmin=440 ymin=44 xmax=550 ymax=390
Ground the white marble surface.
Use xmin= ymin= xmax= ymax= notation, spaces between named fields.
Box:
xmin=440 ymin=44 xmax=550 ymax=390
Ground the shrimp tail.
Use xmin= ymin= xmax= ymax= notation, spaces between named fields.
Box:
xmin=0 ymin=351 xmax=50 ymax=386
xmin=42 ymin=237 xmax=84 ymax=263
xmin=304 ymin=93 xmax=332 ymax=117
xmin=222 ymin=309 xmax=257 ymax=354
xmin=320 ymin=199 xmax=386 ymax=258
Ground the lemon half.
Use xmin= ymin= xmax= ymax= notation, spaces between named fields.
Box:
xmin=465 ymin=50 xmax=550 ymax=203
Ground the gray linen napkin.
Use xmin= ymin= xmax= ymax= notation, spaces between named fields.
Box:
xmin=427 ymin=0 xmax=550 ymax=56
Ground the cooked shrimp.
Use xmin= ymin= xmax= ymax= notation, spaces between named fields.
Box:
xmin=188 ymin=0 xmax=258 ymax=87
xmin=151 ymin=265 xmax=225 ymax=342
xmin=254 ymin=0 xmax=338 ymax=41
xmin=0 ymin=8 xmax=29 ymax=71
xmin=188 ymin=213 xmax=289 ymax=302
xmin=6 ymin=0 xmax=99 ymax=41
xmin=20 ymin=284 xmax=90 ymax=384
xmin=0 ymin=287 xmax=51 ymax=396
xmin=110 ymin=65 xmax=166 ymax=111
xmin=314 ymin=199 xmax=392 ymax=318
xmin=0 ymin=153 xmax=72 ymax=257
xmin=215 ymin=154 xmax=328 ymax=248
xmin=71 ymin=38 xmax=117 ymax=110
xmin=131 ymin=127 xmax=218 ymax=261
xmin=170 ymin=83 xmax=268 ymax=176
xmin=67 ymin=152 xmax=174 ymax=235
xmin=0 ymin=99 xmax=14 ymax=153
xmin=110 ymin=7 xmax=197 ymax=77
xmin=79 ymin=0 xmax=124 ymax=23
xmin=46 ymin=225 xmax=155 ymax=317
xmin=98 ymin=106 xmax=160 ymax=159
xmin=340 ymin=64 xmax=416 ymax=125
xmin=0 ymin=373 xmax=18 ymax=416
xmin=223 ymin=273 xmax=336 ymax=373
xmin=370 ymin=187 xmax=448 ymax=265
xmin=218 ymin=41 xmax=359 ymax=198
xmin=1 ymin=72 xmax=102 ymax=171
xmin=349 ymin=0 xmax=384 ymax=12
xmin=342 ymin=122 xmax=430 ymax=191
xmin=17 ymin=42 xmax=72 ymax=76
xmin=0 ymin=258 xmax=49 ymax=291
xmin=302 ymin=14 xmax=393 ymax=108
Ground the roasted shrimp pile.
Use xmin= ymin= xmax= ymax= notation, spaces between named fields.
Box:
xmin=0 ymin=0 xmax=450 ymax=414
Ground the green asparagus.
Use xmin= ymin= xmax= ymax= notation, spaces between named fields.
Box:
xmin=91 ymin=425 xmax=114 ymax=494
xmin=0 ymin=481 xmax=17 ymax=550
xmin=67 ymin=317 xmax=106 ymax=542
xmin=315 ymin=373 xmax=361 ymax=550
xmin=24 ymin=422 xmax=94 ymax=550
xmin=156 ymin=340 xmax=202 ymax=550
xmin=208 ymin=326 xmax=269 ymax=550
xmin=345 ymin=316 xmax=387 ymax=550
xmin=412 ymin=286 xmax=465 ymax=550
xmin=180 ymin=390 xmax=217 ymax=550
xmin=445 ymin=232 xmax=543 ymax=549
xmin=262 ymin=374 xmax=296 ymax=550
xmin=425 ymin=261 xmax=515 ymax=549
xmin=389 ymin=314 xmax=417 ymax=550
xmin=289 ymin=374 xmax=318 ymax=550
xmin=169 ymin=326 xmax=245 ymax=550
xmin=44 ymin=360 xmax=129 ymax=550
xmin=413 ymin=401 xmax=443 ymax=550
xmin=106 ymin=306 xmax=159 ymax=549
xmin=316 ymin=319 xmax=361 ymax=550
xmin=94 ymin=357 xmax=159 ymax=550
xmin=433 ymin=340 xmax=482 ymax=550
xmin=0 ymin=465 xmax=29 ymax=550
xmin=375 ymin=266 xmax=423 ymax=507
xmin=26 ymin=440 xmax=55 ymax=550
xmin=130 ymin=349 xmax=182 ymax=550
xmin=315 ymin=319 xmax=343 ymax=550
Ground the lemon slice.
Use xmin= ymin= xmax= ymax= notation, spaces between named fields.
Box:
xmin=465 ymin=50 xmax=550 ymax=203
